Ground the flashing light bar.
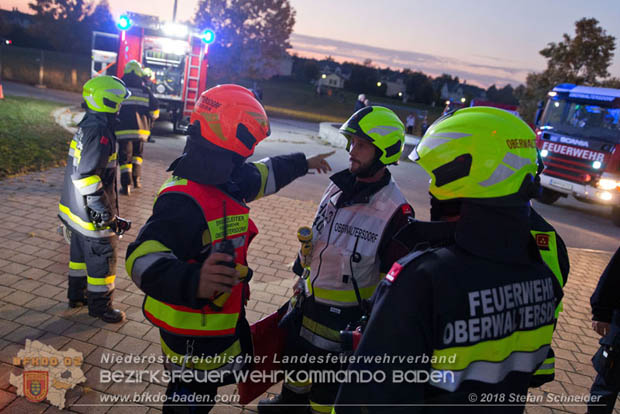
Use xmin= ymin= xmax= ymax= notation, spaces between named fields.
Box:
xmin=117 ymin=15 xmax=132 ymax=31
xmin=201 ymin=29 xmax=215 ymax=44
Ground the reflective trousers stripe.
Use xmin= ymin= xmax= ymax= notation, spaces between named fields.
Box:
xmin=68 ymin=261 xmax=86 ymax=277
xmin=132 ymin=156 xmax=143 ymax=165
xmin=432 ymin=345 xmax=549 ymax=392
xmin=161 ymin=337 xmax=242 ymax=371
xmin=116 ymin=129 xmax=151 ymax=139
xmin=120 ymin=164 xmax=133 ymax=172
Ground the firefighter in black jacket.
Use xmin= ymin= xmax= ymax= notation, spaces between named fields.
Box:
xmin=117 ymin=60 xmax=159 ymax=195
xmin=588 ymin=245 xmax=620 ymax=414
xmin=125 ymin=84 xmax=334 ymax=413
xmin=58 ymin=75 xmax=129 ymax=323
xmin=333 ymin=107 xmax=564 ymax=413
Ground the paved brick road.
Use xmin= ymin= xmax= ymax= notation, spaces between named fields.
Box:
xmin=0 ymin=135 xmax=617 ymax=413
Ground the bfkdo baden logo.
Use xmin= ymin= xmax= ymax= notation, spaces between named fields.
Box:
xmin=23 ymin=371 xmax=49 ymax=403
xmin=10 ymin=339 xmax=86 ymax=410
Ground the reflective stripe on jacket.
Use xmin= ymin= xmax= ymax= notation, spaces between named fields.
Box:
xmin=58 ymin=113 xmax=117 ymax=238
xmin=139 ymin=176 xmax=258 ymax=337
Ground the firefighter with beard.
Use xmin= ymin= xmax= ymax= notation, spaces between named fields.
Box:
xmin=125 ymin=84 xmax=333 ymax=413
xmin=259 ymin=106 xmax=414 ymax=414
xmin=333 ymin=107 xmax=564 ymax=413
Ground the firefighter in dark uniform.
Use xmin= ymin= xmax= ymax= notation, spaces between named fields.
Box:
xmin=333 ymin=107 xmax=564 ymax=413
xmin=259 ymin=107 xmax=416 ymax=414
xmin=58 ymin=75 xmax=129 ymax=323
xmin=399 ymin=193 xmax=570 ymax=387
xmin=125 ymin=84 xmax=334 ymax=413
xmin=117 ymin=60 xmax=159 ymax=195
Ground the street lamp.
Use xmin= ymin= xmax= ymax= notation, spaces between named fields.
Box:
xmin=460 ymin=97 xmax=466 ymax=103
xmin=398 ymin=92 xmax=403 ymax=97
xmin=377 ymin=81 xmax=382 ymax=87
xmin=321 ymin=74 xmax=327 ymax=79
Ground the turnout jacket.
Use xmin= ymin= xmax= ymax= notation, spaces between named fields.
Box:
xmin=334 ymin=202 xmax=564 ymax=414
xmin=117 ymin=73 xmax=159 ymax=141
xmin=59 ymin=111 xmax=118 ymax=238
xmin=126 ymin=143 xmax=309 ymax=372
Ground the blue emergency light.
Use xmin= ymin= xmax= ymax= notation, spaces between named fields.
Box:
xmin=201 ymin=29 xmax=215 ymax=44
xmin=117 ymin=15 xmax=132 ymax=31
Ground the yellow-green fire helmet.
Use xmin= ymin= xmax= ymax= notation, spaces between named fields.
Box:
xmin=82 ymin=76 xmax=129 ymax=113
xmin=124 ymin=59 xmax=143 ymax=77
xmin=339 ymin=106 xmax=405 ymax=165
xmin=410 ymin=106 xmax=538 ymax=200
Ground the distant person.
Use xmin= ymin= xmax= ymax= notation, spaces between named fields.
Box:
xmin=116 ymin=60 xmax=159 ymax=195
xmin=420 ymin=116 xmax=429 ymax=136
xmin=406 ymin=113 xmax=416 ymax=134
xmin=354 ymin=93 xmax=366 ymax=111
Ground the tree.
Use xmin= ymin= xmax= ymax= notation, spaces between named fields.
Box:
xmin=194 ymin=0 xmax=296 ymax=81
xmin=27 ymin=0 xmax=114 ymax=53
xmin=519 ymin=18 xmax=617 ymax=122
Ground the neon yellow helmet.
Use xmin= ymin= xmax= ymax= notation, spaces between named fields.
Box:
xmin=124 ymin=59 xmax=143 ymax=77
xmin=410 ymin=106 xmax=538 ymax=200
xmin=142 ymin=67 xmax=153 ymax=79
xmin=339 ymin=106 xmax=405 ymax=165
xmin=82 ymin=76 xmax=129 ymax=113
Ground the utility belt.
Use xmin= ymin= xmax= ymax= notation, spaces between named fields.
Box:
xmin=592 ymin=310 xmax=620 ymax=387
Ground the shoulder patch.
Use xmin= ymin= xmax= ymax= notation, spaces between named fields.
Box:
xmin=385 ymin=248 xmax=435 ymax=284
xmin=535 ymin=233 xmax=550 ymax=250
xmin=386 ymin=262 xmax=403 ymax=282
xmin=401 ymin=204 xmax=413 ymax=216
xmin=100 ymin=136 xmax=109 ymax=145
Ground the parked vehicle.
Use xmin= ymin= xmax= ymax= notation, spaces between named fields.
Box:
xmin=534 ymin=84 xmax=620 ymax=225
xmin=91 ymin=12 xmax=214 ymax=133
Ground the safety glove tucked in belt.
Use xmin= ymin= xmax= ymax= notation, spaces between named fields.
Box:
xmin=86 ymin=192 xmax=113 ymax=228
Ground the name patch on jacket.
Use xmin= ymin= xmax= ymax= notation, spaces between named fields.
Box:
xmin=442 ymin=277 xmax=556 ymax=346
xmin=333 ymin=223 xmax=379 ymax=243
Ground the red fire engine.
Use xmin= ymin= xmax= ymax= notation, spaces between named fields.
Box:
xmin=535 ymin=84 xmax=620 ymax=226
xmin=91 ymin=12 xmax=214 ymax=133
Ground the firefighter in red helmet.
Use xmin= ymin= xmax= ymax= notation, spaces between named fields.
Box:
xmin=126 ymin=84 xmax=333 ymax=413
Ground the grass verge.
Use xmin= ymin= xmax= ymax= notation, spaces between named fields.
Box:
xmin=0 ymin=95 xmax=71 ymax=179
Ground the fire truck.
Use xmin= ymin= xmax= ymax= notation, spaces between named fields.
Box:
xmin=535 ymin=84 xmax=620 ymax=225
xmin=90 ymin=12 xmax=214 ymax=133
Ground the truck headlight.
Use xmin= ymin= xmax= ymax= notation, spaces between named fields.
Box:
xmin=598 ymin=178 xmax=618 ymax=191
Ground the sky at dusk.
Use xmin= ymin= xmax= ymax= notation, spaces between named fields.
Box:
xmin=3 ymin=0 xmax=620 ymax=87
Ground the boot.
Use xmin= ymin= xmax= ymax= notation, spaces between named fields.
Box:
xmin=68 ymin=298 xmax=87 ymax=308
xmin=87 ymin=291 xmax=125 ymax=323
xmin=258 ymin=386 xmax=309 ymax=414
xmin=68 ymin=278 xmax=87 ymax=308
xmin=120 ymin=185 xmax=131 ymax=196
xmin=89 ymin=307 xmax=126 ymax=323
xmin=133 ymin=176 xmax=142 ymax=189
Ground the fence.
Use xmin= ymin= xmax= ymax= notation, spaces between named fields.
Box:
xmin=0 ymin=45 xmax=91 ymax=92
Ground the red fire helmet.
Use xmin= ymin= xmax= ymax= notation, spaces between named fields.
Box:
xmin=190 ymin=84 xmax=270 ymax=158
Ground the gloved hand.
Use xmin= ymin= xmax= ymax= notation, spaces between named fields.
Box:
xmin=86 ymin=193 xmax=113 ymax=227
